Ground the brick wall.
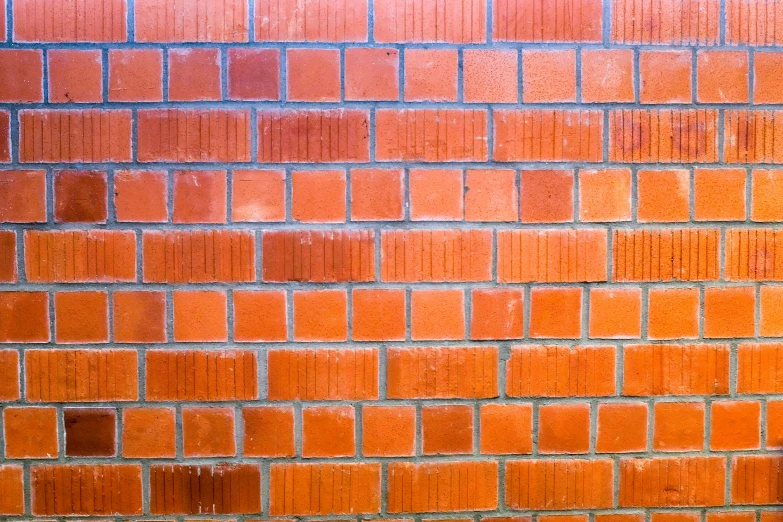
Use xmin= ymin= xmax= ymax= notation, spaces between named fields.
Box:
xmin=0 ymin=0 xmax=782 ymax=519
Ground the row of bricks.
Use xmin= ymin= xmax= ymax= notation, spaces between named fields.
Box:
xmin=0 ymin=455 xmax=781 ymax=515
xmin=4 ymin=48 xmax=783 ymax=106
xmin=6 ymin=167 xmax=783 ymax=224
xmin=1 ymin=0 xmax=782 ymax=46
xmin=1 ymin=342 xmax=781 ymax=401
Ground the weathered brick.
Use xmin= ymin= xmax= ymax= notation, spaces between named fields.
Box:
xmin=135 ymin=0 xmax=248 ymax=42
xmin=149 ymin=464 xmax=261 ymax=514
xmin=724 ymin=110 xmax=783 ymax=163
xmin=725 ymin=229 xmax=783 ymax=280
xmin=374 ymin=0 xmax=486 ymax=42
xmin=611 ymin=0 xmax=719 ymax=44
xmin=726 ymin=0 xmax=783 ymax=45
xmin=506 ymin=459 xmax=614 ymax=509
xmin=493 ymin=0 xmax=602 ymax=41
xmin=623 ymin=344 xmax=730 ymax=396
xmin=255 ymin=0 xmax=367 ymax=41
xmin=618 ymin=457 xmax=726 ymax=507
xmin=14 ymin=0 xmax=127 ymax=42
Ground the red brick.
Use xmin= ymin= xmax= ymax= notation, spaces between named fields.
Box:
xmin=523 ymin=50 xmax=576 ymax=102
xmin=150 ymin=464 xmax=261 ymax=514
xmin=711 ymin=400 xmax=761 ymax=451
xmin=518 ymin=170 xmax=574 ymax=223
xmin=362 ymin=405 xmax=415 ymax=457
xmin=596 ymin=402 xmax=648 ymax=453
xmin=352 ymin=289 xmax=405 ymax=341
xmin=114 ymin=170 xmax=168 ymax=222
xmin=168 ymin=48 xmax=222 ymax=101
xmin=63 ymin=407 xmax=116 ymax=457
xmin=243 ymin=406 xmax=295 ymax=457
xmin=411 ymin=288 xmax=465 ymax=340
xmin=466 ymin=169 xmax=518 ymax=222
xmin=53 ymin=169 xmax=107 ymax=223
xmin=464 ymin=49 xmax=518 ymax=103
xmin=14 ymin=0 xmax=127 ymax=42
xmin=302 ymin=405 xmax=355 ymax=458
xmin=639 ymin=50 xmax=692 ymax=104
xmin=293 ymin=289 xmax=347 ymax=342
xmin=422 ymin=404 xmax=473 ymax=455
xmin=506 ymin=459 xmax=613 ymax=509
xmin=404 ymin=49 xmax=458 ymax=101
xmin=480 ymin=403 xmax=532 ymax=455
xmin=54 ymin=291 xmax=108 ymax=344
xmin=709 ymin=514 xmax=756 ymax=522
xmin=388 ymin=462 xmax=498 ymax=512
xmin=234 ymin=290 xmax=287 ymax=342
xmin=589 ymin=287 xmax=642 ymax=339
xmin=529 ymin=287 xmax=582 ymax=339
xmin=652 ymin=513 xmax=700 ymax=522
xmin=232 ymin=169 xmax=285 ymax=222
xmin=172 ymin=290 xmax=228 ymax=342
xmin=697 ymin=50 xmax=748 ymax=103
xmin=135 ymin=0 xmax=248 ymax=42
xmin=647 ymin=287 xmax=700 ymax=340
xmin=494 ymin=0 xmax=602 ymax=42
xmin=623 ymin=344 xmax=729 ymax=396
xmin=0 ymin=111 xmax=9 ymax=162
xmin=183 ymin=407 xmax=236 ymax=457
xmin=255 ymin=0 xmax=367 ymax=41
xmin=286 ymin=48 xmax=340 ymax=102
xmin=471 ymin=288 xmax=523 ymax=340
xmin=0 ymin=466 xmax=24 ymax=514
xmin=109 ymin=49 xmax=162 ymax=101
xmin=0 ymin=230 xmax=16 ymax=283
xmin=694 ymin=168 xmax=747 ymax=221
xmin=0 ymin=50 xmax=42 ymax=102
xmin=292 ymin=170 xmax=346 ymax=222
xmin=582 ymin=49 xmax=634 ymax=103
xmin=653 ymin=401 xmax=705 ymax=452
xmin=611 ymin=0 xmax=718 ymax=44
xmin=0 ymin=350 xmax=19 ymax=401
xmin=122 ymin=407 xmax=176 ymax=458
xmin=3 ymin=406 xmax=58 ymax=458
xmin=113 ymin=291 xmax=166 ymax=344
xmin=704 ymin=286 xmax=756 ymax=338
xmin=579 ymin=168 xmax=632 ymax=222
xmin=374 ymin=0 xmax=485 ymax=42
xmin=48 ymin=50 xmax=102 ymax=103
xmin=0 ymin=291 xmax=48 ymax=342
xmin=351 ymin=168 xmax=403 ymax=220
xmin=345 ymin=47 xmax=398 ymax=101
xmin=618 ymin=456 xmax=725 ymax=507
xmin=228 ymin=48 xmax=280 ymax=100
xmin=172 ymin=170 xmax=227 ymax=223
xmin=637 ymin=169 xmax=691 ymax=222
xmin=539 ymin=402 xmax=590 ymax=454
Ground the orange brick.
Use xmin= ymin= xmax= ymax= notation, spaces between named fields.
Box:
xmin=694 ymin=168 xmax=747 ymax=221
xmin=752 ymin=169 xmax=783 ymax=222
xmin=0 ymin=50 xmax=42 ymax=102
xmin=623 ymin=344 xmax=729 ymax=396
xmin=0 ymin=170 xmax=46 ymax=223
xmin=767 ymin=400 xmax=783 ymax=449
xmin=292 ymin=170 xmax=346 ymax=223
xmin=302 ymin=405 xmax=355 ymax=458
xmin=374 ymin=0 xmax=486 ymax=42
xmin=637 ymin=169 xmax=690 ymax=222
xmin=3 ymin=406 xmax=58 ymax=458
xmin=652 ymin=513 xmax=700 ymax=522
xmin=172 ymin=170 xmax=227 ymax=223
xmin=619 ymin=456 xmax=725 ymax=507
xmin=596 ymin=402 xmax=648 ymax=453
xmin=232 ymin=170 xmax=285 ymax=222
xmin=411 ymin=289 xmax=465 ymax=340
xmin=362 ymin=405 xmax=415 ymax=457
xmin=168 ymin=48 xmax=221 ymax=101
xmin=639 ymin=50 xmax=692 ymax=104
xmin=254 ymin=0 xmax=366 ymax=42
xmin=589 ymin=287 xmax=642 ymax=339
xmin=539 ymin=403 xmax=590 ymax=454
xmin=471 ymin=288 xmax=523 ymax=340
xmin=48 ymin=49 xmax=102 ymax=103
xmin=653 ymin=402 xmax=704 ymax=452
xmin=529 ymin=287 xmax=583 ymax=339
xmin=648 ymin=287 xmax=700 ymax=340
xmin=0 ymin=291 xmax=49 ymax=342
xmin=293 ymin=289 xmax=347 ymax=342
xmin=523 ymin=50 xmax=576 ymax=102
xmin=506 ymin=459 xmax=613 ymax=509
xmin=582 ymin=49 xmax=634 ymax=103
xmin=352 ymin=289 xmax=406 ymax=341
xmin=697 ymin=50 xmax=748 ymax=103
xmin=113 ymin=291 xmax=166 ymax=344
xmin=711 ymin=401 xmax=760 ymax=451
xmin=172 ymin=290 xmax=228 ymax=342
xmin=480 ymin=403 xmax=532 ymax=455
xmin=243 ymin=406 xmax=295 ymax=457
xmin=404 ymin=49 xmax=458 ymax=101
xmin=0 ymin=230 xmax=16 ymax=283
xmin=612 ymin=0 xmax=719 ymax=44
xmin=345 ymin=47 xmax=398 ymax=101
xmin=494 ymin=0 xmax=602 ymax=41
xmin=465 ymin=169 xmax=517 ymax=222
xmin=761 ymin=286 xmax=783 ymax=337
xmin=704 ymin=286 xmax=756 ymax=338
xmin=135 ymin=0 xmax=246 ymax=41
xmin=234 ymin=290 xmax=287 ymax=342
xmin=409 ymin=168 xmax=463 ymax=220
xmin=422 ymin=404 xmax=473 ymax=455
xmin=108 ymin=49 xmax=162 ymax=102
xmin=708 ymin=514 xmax=756 ymax=522
xmin=286 ymin=48 xmax=340 ymax=102
xmin=54 ymin=291 xmax=108 ymax=344
xmin=114 ymin=170 xmax=168 ymax=222
xmin=0 ymin=465 xmax=23 ymax=515
xmin=122 ymin=407 xmax=176 ymax=458
xmin=350 ymin=168 xmax=403 ymax=221
xmin=519 ymin=169 xmax=574 ymax=223
xmin=579 ymin=168 xmax=632 ymax=222
xmin=755 ymin=52 xmax=783 ymax=103
xmin=182 ymin=407 xmax=236 ymax=457
xmin=0 ymin=350 xmax=19 ymax=401
xmin=464 ymin=49 xmax=518 ymax=103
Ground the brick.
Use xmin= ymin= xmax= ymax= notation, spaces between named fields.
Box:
xmin=752 ymin=170 xmax=783 ymax=221
xmin=579 ymin=168 xmax=632 ymax=222
xmin=754 ymin=52 xmax=783 ymax=104
xmin=352 ymin=289 xmax=406 ymax=341
xmin=639 ymin=50 xmax=692 ymax=104
xmin=609 ymin=109 xmax=719 ymax=163
xmin=523 ymin=50 xmax=576 ymax=102
xmin=183 ymin=407 xmax=236 ymax=457
xmin=0 ymin=111 xmax=9 ymax=162
xmin=269 ymin=463 xmax=380 ymax=515
xmin=362 ymin=405 xmax=416 ymax=457
xmin=234 ymin=290 xmax=287 ymax=342
xmin=612 ymin=229 xmax=720 ymax=282
xmin=637 ymin=169 xmax=691 ymax=222
xmin=27 ymin=229 xmax=132 ymax=281
xmin=648 ymin=287 xmax=700 ymax=340
xmin=351 ymin=168 xmax=403 ymax=220
xmin=0 ymin=466 xmax=23 ymax=515
xmin=382 ymin=229 xmax=492 ymax=282
xmin=293 ymin=289 xmax=347 ymax=341
xmin=0 ymin=350 xmax=19 ymax=400
xmin=258 ymin=109 xmax=370 ymax=162
xmin=25 ymin=349 xmax=137 ymax=402
xmin=465 ymin=168 xmax=517 ymax=222
xmin=738 ymin=343 xmax=783 ymax=393
xmin=711 ymin=400 xmax=761 ymax=451
xmin=168 ymin=48 xmax=222 ymax=101
xmin=302 ymin=405 xmax=355 ymax=458
xmin=0 ymin=170 xmax=45 ymax=222
xmin=14 ymin=0 xmax=127 ymax=41
xmin=409 ymin=168 xmax=463 ymax=220
xmin=3 ymin=406 xmax=58 ymax=458
xmin=589 ymin=287 xmax=642 ymax=339
xmin=597 ymin=402 xmax=648 ymax=453
xmin=422 ymin=404 xmax=473 ymax=455
xmin=411 ymin=288 xmax=465 ymax=340
xmin=768 ymin=401 xmax=783 ymax=449
xmin=227 ymin=48 xmax=280 ymax=100
xmin=694 ymin=168 xmax=747 ymax=221
xmin=539 ymin=403 xmax=590 ymax=454
xmin=48 ymin=49 xmax=102 ymax=103
xmin=0 ymin=50 xmax=42 ymax=102
xmin=19 ymin=109 xmax=132 ymax=162
xmin=498 ymin=229 xmax=607 ymax=283
xmin=113 ymin=291 xmax=166 ymax=343
xmin=0 ymin=230 xmax=16 ymax=282
xmin=471 ymin=288 xmax=523 ymax=340
xmin=108 ymin=48 xmax=162 ymax=102
xmin=493 ymin=0 xmax=602 ymax=41
xmin=727 ymin=0 xmax=783 ymax=44
xmin=149 ymin=464 xmax=261 ymax=514
xmin=135 ymin=0 xmax=248 ymax=41
xmin=761 ymin=286 xmax=783 ymax=336
xmin=596 ymin=515 xmax=644 ymax=522
xmin=255 ymin=0 xmax=367 ymax=41
xmin=64 ymin=408 xmax=116 ymax=457
xmin=611 ymin=0 xmax=719 ymax=44
xmin=122 ymin=407 xmax=176 ymax=458
xmin=464 ymin=49 xmax=518 ymax=103
xmin=697 ymin=50 xmax=748 ymax=103
xmin=704 ymin=286 xmax=756 ymax=338
xmin=172 ymin=170 xmax=227 ymax=223
xmin=243 ymin=406 xmax=295 ymax=458
xmin=31 ymin=464 xmax=142 ymax=515
xmin=114 ymin=170 xmax=167 ymax=222
xmin=54 ymin=290 xmax=108 ymax=343
xmin=292 ymin=169 xmax=346 ymax=222
xmin=376 ymin=109 xmax=488 ymax=162
xmin=529 ymin=287 xmax=583 ymax=339
xmin=53 ymin=169 xmax=107 ymax=223
xmin=505 ymin=459 xmax=613 ymax=509
xmin=267 ymin=347 xmax=378 ymax=401
xmin=387 ymin=346 xmax=498 ymax=399
xmin=0 ymin=291 xmax=48 ymax=342
xmin=653 ymin=402 xmax=705 ymax=452
xmin=582 ymin=49 xmax=634 ymax=103
xmin=480 ymin=403 xmax=532 ymax=454
xmin=232 ymin=169 xmax=285 ymax=222
xmin=726 ymin=229 xmax=783 ymax=281
xmin=145 ymin=350 xmax=257 ymax=401
xmin=345 ymin=47 xmax=399 ymax=101
xmin=653 ymin=513 xmax=700 ymax=522
xmin=286 ymin=48 xmax=340 ymax=102
xmin=374 ymin=0 xmax=486 ymax=42
xmin=262 ymin=229 xmax=374 ymax=282
xmin=709 ymin=514 xmax=755 ymax=522
xmin=623 ymin=344 xmax=730 ymax=396
xmin=724 ymin=110 xmax=783 ymax=163
xmin=173 ymin=290 xmax=227 ymax=342
xmin=519 ymin=169 xmax=574 ymax=223
xmin=494 ymin=109 xmax=603 ymax=162
xmin=618 ymin=457 xmax=725 ymax=507
xmin=404 ymin=49 xmax=458 ymax=101
xmin=387 ymin=461 xmax=498 ymax=512
xmin=732 ymin=455 xmax=783 ymax=504
xmin=0 ymin=0 xmax=5 ymax=41
xmin=506 ymin=345 xmax=616 ymax=397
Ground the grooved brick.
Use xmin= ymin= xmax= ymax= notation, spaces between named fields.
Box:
xmin=724 ymin=110 xmax=783 ymax=163
xmin=0 ymin=465 xmax=23 ymax=515
xmin=0 ymin=111 xmax=8 ymax=161
xmin=269 ymin=462 xmax=381 ymax=515
xmin=609 ymin=109 xmax=719 ymax=163
xmin=726 ymin=0 xmax=783 ymax=45
xmin=255 ymin=0 xmax=367 ymax=41
xmin=267 ymin=348 xmax=379 ymax=401
xmin=142 ymin=230 xmax=255 ymax=283
xmin=610 ymin=0 xmax=719 ymax=44
xmin=13 ymin=0 xmax=127 ymax=42
xmin=19 ymin=109 xmax=132 ymax=163
xmin=381 ymin=229 xmax=492 ymax=282
xmin=618 ymin=457 xmax=726 ymax=507
xmin=506 ymin=345 xmax=616 ymax=397
xmin=0 ymin=230 xmax=16 ymax=282
xmin=374 ymin=0 xmax=486 ymax=43
xmin=493 ymin=0 xmax=602 ymax=42
xmin=262 ymin=229 xmax=375 ymax=282
xmin=737 ymin=343 xmax=783 ymax=394
xmin=493 ymin=110 xmax=603 ymax=162
xmin=387 ymin=461 xmax=498 ymax=512
xmin=135 ymin=0 xmax=248 ymax=42
xmin=612 ymin=229 xmax=720 ymax=282
xmin=149 ymin=464 xmax=261 ymax=514
xmin=731 ymin=456 xmax=783 ymax=504
xmin=31 ymin=464 xmax=141 ymax=515
xmin=386 ymin=346 xmax=498 ymax=399
xmin=24 ymin=230 xmax=136 ymax=283
xmin=622 ymin=344 xmax=730 ymax=396
xmin=505 ymin=459 xmax=614 ymax=509
xmin=145 ymin=350 xmax=258 ymax=402
xmin=725 ymin=229 xmax=783 ymax=280
xmin=0 ymin=350 xmax=20 ymax=401
xmin=497 ymin=229 xmax=608 ymax=283
xmin=137 ymin=109 xmax=251 ymax=162
xmin=257 ymin=109 xmax=370 ymax=163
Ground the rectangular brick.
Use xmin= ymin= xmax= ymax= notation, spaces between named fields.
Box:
xmin=25 ymin=230 xmax=136 ymax=283
xmin=737 ymin=343 xmax=783 ymax=393
xmin=498 ymin=229 xmax=607 ymax=283
xmin=19 ymin=109 xmax=131 ymax=163
xmin=257 ymin=109 xmax=370 ymax=163
xmin=0 ymin=465 xmax=23 ymax=515
xmin=619 ymin=457 xmax=726 ymax=507
xmin=732 ymin=456 xmax=783 ymax=504
xmin=505 ymin=459 xmax=614 ymax=510
xmin=387 ymin=461 xmax=498 ymax=512
xmin=0 ymin=110 xmax=9 ymax=161
xmin=149 ymin=464 xmax=261 ymax=514
xmin=374 ymin=0 xmax=486 ymax=42
xmin=255 ymin=0 xmax=367 ymax=41
xmin=13 ymin=0 xmax=127 ymax=42
xmin=612 ymin=229 xmax=720 ymax=282
xmin=506 ymin=345 xmax=616 ymax=397
xmin=269 ymin=463 xmax=380 ymax=515
xmin=262 ymin=229 xmax=375 ymax=282
xmin=0 ymin=230 xmax=15 ymax=282
xmin=387 ymin=346 xmax=498 ymax=399
xmin=493 ymin=0 xmax=602 ymax=41
xmin=727 ymin=0 xmax=783 ymax=45
xmin=726 ymin=228 xmax=783 ymax=280
xmin=494 ymin=109 xmax=603 ymax=162
xmin=609 ymin=109 xmax=718 ymax=163
xmin=137 ymin=109 xmax=251 ymax=162
xmin=623 ymin=344 xmax=730 ymax=396
xmin=267 ymin=348 xmax=378 ymax=401
xmin=376 ymin=109 xmax=488 ymax=162
xmin=145 ymin=350 xmax=258 ymax=401
xmin=135 ymin=0 xmax=248 ymax=42
xmin=0 ymin=350 xmax=19 ymax=401
xmin=142 ymin=230 xmax=255 ymax=283
xmin=724 ymin=110 xmax=783 ymax=163
xmin=381 ymin=229 xmax=492 ymax=282
xmin=611 ymin=0 xmax=719 ymax=44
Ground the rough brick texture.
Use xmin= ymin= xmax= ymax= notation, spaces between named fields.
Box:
xmin=0 ymin=1 xmax=781 ymax=520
